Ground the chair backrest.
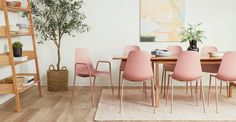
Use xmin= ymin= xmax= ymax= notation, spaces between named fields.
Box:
xmin=201 ymin=46 xmax=218 ymax=55
xmin=173 ymin=51 xmax=202 ymax=81
xmin=123 ymin=45 xmax=140 ymax=56
xmin=123 ymin=50 xmax=153 ymax=81
xmin=167 ymin=45 xmax=182 ymax=55
xmin=217 ymin=51 xmax=236 ymax=81
xmin=75 ymin=48 xmax=94 ymax=74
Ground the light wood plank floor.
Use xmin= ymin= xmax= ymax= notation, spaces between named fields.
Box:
xmin=0 ymin=86 xmax=235 ymax=122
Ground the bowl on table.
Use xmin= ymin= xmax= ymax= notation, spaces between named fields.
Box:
xmin=151 ymin=49 xmax=172 ymax=57
xmin=209 ymin=52 xmax=224 ymax=57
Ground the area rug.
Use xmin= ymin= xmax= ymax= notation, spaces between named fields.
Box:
xmin=95 ymin=88 xmax=236 ymax=121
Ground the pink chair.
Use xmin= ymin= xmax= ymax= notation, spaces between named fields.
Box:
xmin=118 ymin=45 xmax=140 ymax=97
xmin=71 ymin=48 xmax=114 ymax=106
xmin=201 ymin=46 xmax=226 ymax=96
xmin=161 ymin=46 xmax=183 ymax=97
xmin=166 ymin=51 xmax=206 ymax=113
xmin=208 ymin=51 xmax=236 ymax=113
xmin=120 ymin=50 xmax=155 ymax=113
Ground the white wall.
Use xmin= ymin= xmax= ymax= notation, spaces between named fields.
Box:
xmin=1 ymin=0 xmax=236 ymax=88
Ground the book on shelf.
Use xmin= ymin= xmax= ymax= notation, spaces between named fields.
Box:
xmin=14 ymin=56 xmax=28 ymax=62
xmin=19 ymin=76 xmax=34 ymax=86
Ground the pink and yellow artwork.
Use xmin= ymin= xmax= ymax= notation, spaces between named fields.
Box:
xmin=140 ymin=0 xmax=185 ymax=42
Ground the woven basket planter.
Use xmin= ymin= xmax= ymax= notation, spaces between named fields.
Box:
xmin=47 ymin=65 xmax=68 ymax=91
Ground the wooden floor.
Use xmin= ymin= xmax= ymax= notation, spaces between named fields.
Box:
xmin=0 ymin=86 xmax=235 ymax=122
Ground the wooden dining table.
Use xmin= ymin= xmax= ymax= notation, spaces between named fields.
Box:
xmin=113 ymin=54 xmax=234 ymax=107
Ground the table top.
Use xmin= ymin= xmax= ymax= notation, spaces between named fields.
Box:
xmin=113 ymin=54 xmax=222 ymax=64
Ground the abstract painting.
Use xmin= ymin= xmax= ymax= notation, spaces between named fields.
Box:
xmin=140 ymin=0 xmax=185 ymax=42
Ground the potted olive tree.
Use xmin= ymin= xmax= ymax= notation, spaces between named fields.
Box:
xmin=12 ymin=41 xmax=23 ymax=57
xmin=29 ymin=0 xmax=89 ymax=91
xmin=180 ymin=23 xmax=205 ymax=52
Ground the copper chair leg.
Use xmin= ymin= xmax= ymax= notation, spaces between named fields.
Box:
xmin=163 ymin=70 xmax=167 ymax=98
xmin=190 ymin=82 xmax=193 ymax=98
xmin=215 ymin=77 xmax=219 ymax=113
xmin=200 ymin=81 xmax=202 ymax=100
xmin=226 ymin=81 xmax=229 ymax=96
xmin=161 ymin=68 xmax=165 ymax=94
xmin=208 ymin=75 xmax=212 ymax=106
xmin=71 ymin=73 xmax=77 ymax=103
xmin=89 ymin=76 xmax=95 ymax=107
xmin=186 ymin=82 xmax=188 ymax=94
xmin=93 ymin=76 xmax=96 ymax=92
xmin=110 ymin=73 xmax=115 ymax=101
xmin=144 ymin=81 xmax=147 ymax=99
xmin=200 ymin=79 xmax=206 ymax=113
xmin=118 ymin=70 xmax=121 ymax=98
xmin=120 ymin=77 xmax=125 ymax=113
xmin=151 ymin=79 xmax=156 ymax=113
xmin=166 ymin=75 xmax=171 ymax=106
xmin=171 ymin=76 xmax=173 ymax=113
xmin=220 ymin=80 xmax=223 ymax=95
xmin=196 ymin=80 xmax=198 ymax=106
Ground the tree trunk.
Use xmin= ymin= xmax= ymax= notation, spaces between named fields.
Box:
xmin=56 ymin=44 xmax=61 ymax=70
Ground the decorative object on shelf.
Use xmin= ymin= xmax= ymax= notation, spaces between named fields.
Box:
xmin=12 ymin=41 xmax=23 ymax=57
xmin=14 ymin=56 xmax=28 ymax=62
xmin=16 ymin=23 xmax=28 ymax=33
xmin=180 ymin=23 xmax=205 ymax=52
xmin=28 ymin=0 xmax=90 ymax=91
xmin=20 ymin=0 xmax=28 ymax=8
xmin=140 ymin=0 xmax=185 ymax=42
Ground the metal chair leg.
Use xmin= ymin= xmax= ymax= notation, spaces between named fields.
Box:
xmin=161 ymin=68 xmax=165 ymax=94
xmin=166 ymin=75 xmax=171 ymax=106
xmin=208 ymin=75 xmax=212 ymax=106
xmin=110 ymin=72 xmax=115 ymax=101
xmin=171 ymin=77 xmax=173 ymax=113
xmin=215 ymin=77 xmax=219 ymax=113
xmin=71 ymin=73 xmax=77 ymax=103
xmin=200 ymin=79 xmax=206 ymax=113
xmin=119 ymin=77 xmax=125 ymax=113
xmin=118 ymin=70 xmax=121 ymax=98
xmin=89 ymin=76 xmax=95 ymax=107
xmin=196 ymin=80 xmax=198 ymax=106
xmin=151 ymin=79 xmax=156 ymax=113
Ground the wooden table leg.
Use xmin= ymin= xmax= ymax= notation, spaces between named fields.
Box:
xmin=155 ymin=62 xmax=160 ymax=107
xmin=229 ymin=82 xmax=233 ymax=97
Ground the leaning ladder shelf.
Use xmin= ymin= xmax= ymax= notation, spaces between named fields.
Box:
xmin=0 ymin=0 xmax=42 ymax=112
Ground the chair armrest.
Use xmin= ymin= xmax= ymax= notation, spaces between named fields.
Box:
xmin=75 ymin=63 xmax=91 ymax=76
xmin=96 ymin=61 xmax=111 ymax=71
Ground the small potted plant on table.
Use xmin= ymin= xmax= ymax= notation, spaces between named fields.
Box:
xmin=180 ymin=23 xmax=205 ymax=52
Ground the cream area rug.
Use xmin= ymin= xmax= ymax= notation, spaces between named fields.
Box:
xmin=95 ymin=88 xmax=236 ymax=121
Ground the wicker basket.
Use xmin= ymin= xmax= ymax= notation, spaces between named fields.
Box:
xmin=47 ymin=65 xmax=68 ymax=91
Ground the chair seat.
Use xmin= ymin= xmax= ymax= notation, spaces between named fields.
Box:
xmin=123 ymin=74 xmax=153 ymax=82
xmin=77 ymin=70 xmax=110 ymax=77
xmin=201 ymin=64 xmax=220 ymax=73
xmin=163 ymin=64 xmax=175 ymax=71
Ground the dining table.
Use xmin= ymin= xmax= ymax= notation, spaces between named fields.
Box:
xmin=113 ymin=54 xmax=234 ymax=107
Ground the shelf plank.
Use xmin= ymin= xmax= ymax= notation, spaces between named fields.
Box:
xmin=0 ymin=51 xmax=36 ymax=67
xmin=0 ymin=6 xmax=31 ymax=12
xmin=0 ymin=53 xmax=10 ymax=66
xmin=0 ymin=32 xmax=32 ymax=38
xmin=6 ymin=6 xmax=31 ymax=12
